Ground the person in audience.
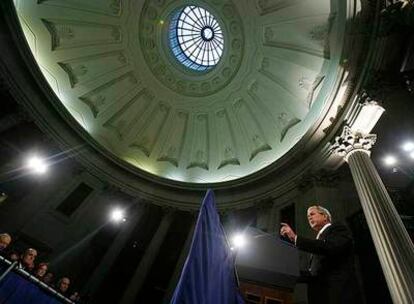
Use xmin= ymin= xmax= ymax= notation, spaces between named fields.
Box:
xmin=57 ymin=277 xmax=71 ymax=294
xmin=9 ymin=251 xmax=20 ymax=262
xmin=69 ymin=291 xmax=81 ymax=302
xmin=35 ymin=262 xmax=48 ymax=279
xmin=43 ymin=272 xmax=54 ymax=285
xmin=19 ymin=248 xmax=37 ymax=272
xmin=0 ymin=233 xmax=11 ymax=251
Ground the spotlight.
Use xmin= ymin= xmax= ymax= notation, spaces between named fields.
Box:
xmin=26 ymin=156 xmax=48 ymax=174
xmin=110 ymin=208 xmax=125 ymax=223
xmin=383 ymin=155 xmax=397 ymax=166
xmin=402 ymin=142 xmax=414 ymax=152
xmin=231 ymin=233 xmax=247 ymax=249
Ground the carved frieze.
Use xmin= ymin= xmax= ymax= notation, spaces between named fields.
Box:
xmin=215 ymin=109 xmax=240 ymax=170
xmin=248 ymin=80 xmax=302 ymax=142
xmin=263 ymin=13 xmax=334 ymax=59
xmin=187 ymin=114 xmax=210 ymax=170
xmin=38 ymin=0 xmax=122 ymax=16
xmin=79 ymin=72 xmax=138 ymax=118
xmin=58 ymin=51 xmax=128 ymax=88
xmin=42 ymin=19 xmax=122 ymax=50
xmin=103 ymin=88 xmax=153 ymax=140
xmin=130 ymin=102 xmax=171 ymax=157
xmin=157 ymin=111 xmax=189 ymax=168
xmin=232 ymin=98 xmax=271 ymax=161
xmin=256 ymin=0 xmax=302 ymax=16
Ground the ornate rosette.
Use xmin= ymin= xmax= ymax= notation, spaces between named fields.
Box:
xmin=139 ymin=0 xmax=244 ymax=97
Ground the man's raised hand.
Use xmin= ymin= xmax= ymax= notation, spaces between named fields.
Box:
xmin=280 ymin=222 xmax=296 ymax=242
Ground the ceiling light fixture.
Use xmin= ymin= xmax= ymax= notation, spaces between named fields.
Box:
xmin=231 ymin=233 xmax=247 ymax=249
xmin=383 ymin=155 xmax=397 ymax=166
xmin=26 ymin=156 xmax=48 ymax=174
xmin=110 ymin=208 xmax=126 ymax=223
xmin=402 ymin=142 xmax=414 ymax=152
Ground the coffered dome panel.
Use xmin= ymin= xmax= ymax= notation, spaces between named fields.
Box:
xmin=14 ymin=0 xmax=347 ymax=184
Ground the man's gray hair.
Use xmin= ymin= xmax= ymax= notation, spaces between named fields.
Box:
xmin=308 ymin=205 xmax=332 ymax=222
xmin=0 ymin=233 xmax=11 ymax=242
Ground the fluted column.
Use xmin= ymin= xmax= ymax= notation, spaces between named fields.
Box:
xmin=119 ymin=208 xmax=175 ymax=304
xmin=333 ymin=126 xmax=414 ymax=304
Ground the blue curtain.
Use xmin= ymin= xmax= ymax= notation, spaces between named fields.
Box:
xmin=170 ymin=189 xmax=245 ymax=304
xmin=0 ymin=266 xmax=63 ymax=304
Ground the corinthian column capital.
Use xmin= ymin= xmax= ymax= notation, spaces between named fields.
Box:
xmin=331 ymin=126 xmax=377 ymax=161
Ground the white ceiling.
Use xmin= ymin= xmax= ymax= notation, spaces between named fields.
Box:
xmin=14 ymin=0 xmax=347 ymax=184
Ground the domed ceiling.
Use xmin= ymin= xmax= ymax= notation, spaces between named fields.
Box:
xmin=13 ymin=0 xmax=346 ymax=184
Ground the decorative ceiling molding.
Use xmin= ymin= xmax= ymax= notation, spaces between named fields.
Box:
xmin=139 ymin=0 xmax=244 ymax=97
xmin=0 ymin=0 xmax=386 ymax=208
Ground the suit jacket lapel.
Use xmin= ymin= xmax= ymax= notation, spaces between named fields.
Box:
xmin=308 ymin=225 xmax=333 ymax=275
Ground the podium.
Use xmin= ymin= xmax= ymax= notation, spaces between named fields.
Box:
xmin=235 ymin=228 xmax=300 ymax=289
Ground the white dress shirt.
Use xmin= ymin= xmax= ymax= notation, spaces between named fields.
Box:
xmin=316 ymin=222 xmax=332 ymax=239
xmin=294 ymin=222 xmax=332 ymax=245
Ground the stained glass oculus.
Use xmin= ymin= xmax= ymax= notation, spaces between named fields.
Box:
xmin=169 ymin=6 xmax=224 ymax=71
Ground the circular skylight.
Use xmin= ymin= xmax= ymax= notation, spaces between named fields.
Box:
xmin=169 ymin=6 xmax=224 ymax=71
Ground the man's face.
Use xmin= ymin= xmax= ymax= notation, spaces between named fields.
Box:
xmin=59 ymin=278 xmax=70 ymax=293
xmin=307 ymin=208 xmax=328 ymax=232
xmin=22 ymin=249 xmax=37 ymax=266
xmin=0 ymin=235 xmax=11 ymax=250
xmin=10 ymin=253 xmax=19 ymax=261
xmin=43 ymin=272 xmax=53 ymax=283
xmin=36 ymin=264 xmax=48 ymax=277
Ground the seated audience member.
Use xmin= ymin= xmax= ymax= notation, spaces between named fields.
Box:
xmin=35 ymin=262 xmax=48 ymax=279
xmin=0 ymin=233 xmax=11 ymax=251
xmin=9 ymin=251 xmax=20 ymax=262
xmin=19 ymin=248 xmax=37 ymax=272
xmin=69 ymin=291 xmax=81 ymax=302
xmin=43 ymin=272 xmax=54 ymax=285
xmin=57 ymin=277 xmax=71 ymax=294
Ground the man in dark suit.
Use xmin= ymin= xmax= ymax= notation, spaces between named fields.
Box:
xmin=280 ymin=205 xmax=362 ymax=304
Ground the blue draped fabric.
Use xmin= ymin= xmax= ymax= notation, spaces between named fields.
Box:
xmin=170 ymin=189 xmax=245 ymax=304
xmin=0 ymin=266 xmax=63 ymax=304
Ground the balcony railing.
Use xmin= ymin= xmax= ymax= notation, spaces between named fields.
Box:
xmin=0 ymin=255 xmax=74 ymax=304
